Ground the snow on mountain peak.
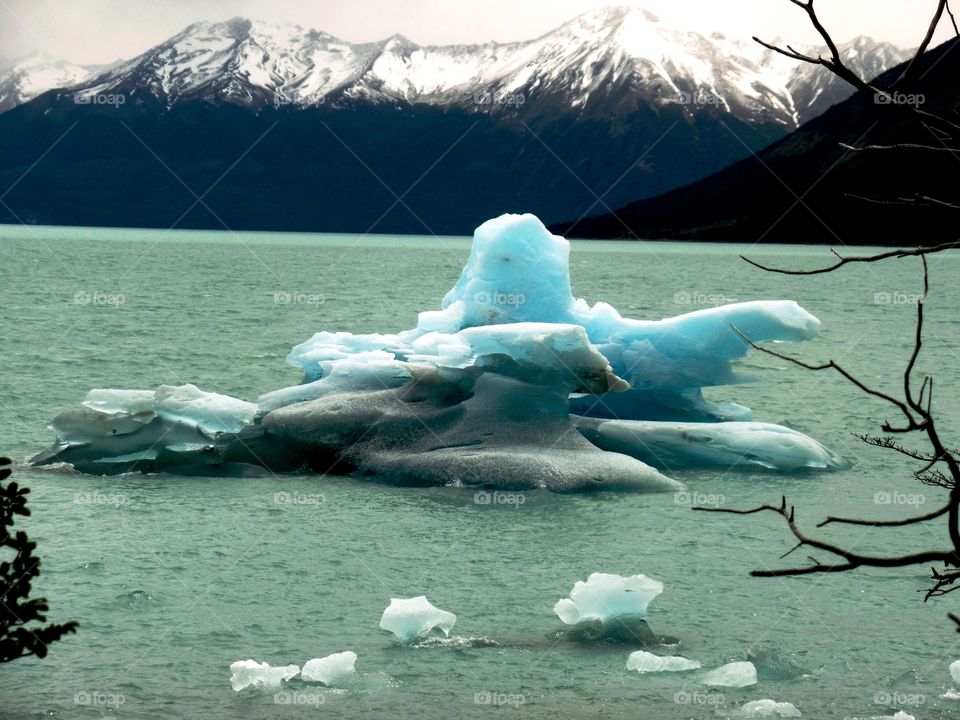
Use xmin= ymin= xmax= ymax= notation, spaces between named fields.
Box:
xmin=3 ymin=7 xmax=912 ymax=127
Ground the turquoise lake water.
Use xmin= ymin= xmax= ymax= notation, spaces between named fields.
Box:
xmin=1 ymin=224 xmax=959 ymax=719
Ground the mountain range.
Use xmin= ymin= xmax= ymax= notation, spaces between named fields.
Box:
xmin=0 ymin=6 xmax=913 ymax=235
xmin=554 ymin=36 xmax=960 ymax=245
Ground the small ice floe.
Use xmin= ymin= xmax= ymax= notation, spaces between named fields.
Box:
xmin=379 ymin=596 xmax=457 ymax=643
xmin=229 ymin=659 xmax=299 ymax=691
xmin=555 ymin=573 xmax=663 ymax=625
xmin=553 ymin=573 xmax=663 ymax=643
xmin=301 ymin=651 xmax=357 ymax=686
xmin=728 ymin=699 xmax=801 ymax=717
xmin=701 ymin=661 xmax=758 ymax=688
xmin=626 ymin=650 xmax=701 ymax=673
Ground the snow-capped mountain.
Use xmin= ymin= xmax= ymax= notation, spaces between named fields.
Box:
xmin=770 ymin=36 xmax=912 ymax=124
xmin=0 ymin=5 xmax=920 ymax=237
xmin=56 ymin=8 xmax=903 ymax=129
xmin=0 ymin=52 xmax=108 ymax=113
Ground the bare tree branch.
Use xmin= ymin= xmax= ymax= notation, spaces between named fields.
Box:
xmin=740 ymin=242 xmax=960 ymax=275
xmin=817 ymin=502 xmax=949 ymax=528
xmin=695 ymin=497 xmax=954 ymax=576
xmin=896 ymin=0 xmax=949 ymax=85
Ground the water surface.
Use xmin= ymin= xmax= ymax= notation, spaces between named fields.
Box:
xmin=1 ymin=224 xmax=958 ymax=719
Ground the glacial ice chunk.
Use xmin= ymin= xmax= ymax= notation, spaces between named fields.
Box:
xmin=229 ymin=659 xmax=299 ymax=691
xmin=82 ymin=389 xmax=156 ymax=416
xmin=730 ymin=699 xmax=801 ymax=717
xmin=577 ymin=419 xmax=847 ymax=471
xmin=33 ymin=212 xmax=841 ymax=485
xmin=154 ymin=384 xmax=257 ymax=434
xmin=301 ymin=651 xmax=357 ymax=686
xmin=701 ymin=661 xmax=758 ymax=688
xmin=626 ymin=650 xmax=701 ymax=673
xmin=554 ymin=573 xmax=663 ymax=626
xmin=379 ymin=596 xmax=457 ymax=643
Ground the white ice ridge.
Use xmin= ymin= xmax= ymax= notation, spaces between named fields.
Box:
xmin=301 ymin=651 xmax=357 ymax=685
xmin=701 ymin=661 xmax=758 ymax=688
xmin=379 ymin=596 xmax=457 ymax=643
xmin=32 ymin=212 xmax=845 ymax=488
xmin=229 ymin=660 xmax=300 ymax=691
xmin=555 ymin=573 xmax=663 ymax=626
xmin=626 ymin=650 xmax=701 ymax=673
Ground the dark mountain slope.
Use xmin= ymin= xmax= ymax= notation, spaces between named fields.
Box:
xmin=555 ymin=38 xmax=960 ymax=245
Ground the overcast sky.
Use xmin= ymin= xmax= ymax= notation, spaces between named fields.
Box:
xmin=1 ymin=0 xmax=954 ymax=65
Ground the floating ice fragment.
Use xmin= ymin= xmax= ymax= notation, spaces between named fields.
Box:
xmin=626 ymin=650 xmax=701 ymax=673
xmin=229 ymin=659 xmax=299 ymax=691
xmin=301 ymin=651 xmax=357 ymax=686
xmin=701 ymin=661 xmax=758 ymax=688
xmin=730 ymin=699 xmax=801 ymax=717
xmin=554 ymin=573 xmax=663 ymax=625
xmin=379 ymin=596 xmax=457 ymax=643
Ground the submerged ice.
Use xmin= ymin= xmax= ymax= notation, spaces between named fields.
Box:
xmin=32 ymin=213 xmax=845 ymax=489
xmin=229 ymin=660 xmax=300 ymax=691
xmin=626 ymin=650 xmax=701 ymax=673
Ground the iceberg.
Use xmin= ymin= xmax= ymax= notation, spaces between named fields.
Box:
xmin=730 ymin=699 xmax=801 ymax=718
xmin=301 ymin=651 xmax=357 ymax=686
xmin=701 ymin=661 xmax=758 ymax=688
xmin=626 ymin=650 xmax=701 ymax=673
xmin=229 ymin=660 xmax=299 ymax=691
xmin=379 ymin=596 xmax=457 ymax=643
xmin=31 ymin=213 xmax=844 ymax=489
